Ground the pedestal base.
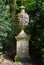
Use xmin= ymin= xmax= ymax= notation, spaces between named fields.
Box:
xmin=19 ymin=55 xmax=31 ymax=62
xmin=17 ymin=40 xmax=29 ymax=58
xmin=15 ymin=30 xmax=31 ymax=60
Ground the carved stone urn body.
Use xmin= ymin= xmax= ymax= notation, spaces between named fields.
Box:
xmin=17 ymin=5 xmax=29 ymax=29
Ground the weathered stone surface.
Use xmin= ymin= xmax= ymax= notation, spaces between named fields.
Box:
xmin=17 ymin=40 xmax=29 ymax=58
xmin=15 ymin=30 xmax=30 ymax=58
xmin=17 ymin=5 xmax=29 ymax=29
xmin=15 ymin=5 xmax=30 ymax=59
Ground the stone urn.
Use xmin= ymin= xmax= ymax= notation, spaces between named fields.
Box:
xmin=17 ymin=5 xmax=29 ymax=29
xmin=15 ymin=5 xmax=31 ymax=59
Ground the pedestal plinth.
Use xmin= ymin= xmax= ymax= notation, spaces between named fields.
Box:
xmin=15 ymin=30 xmax=31 ymax=58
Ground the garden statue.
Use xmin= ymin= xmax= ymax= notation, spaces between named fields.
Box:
xmin=15 ymin=5 xmax=31 ymax=59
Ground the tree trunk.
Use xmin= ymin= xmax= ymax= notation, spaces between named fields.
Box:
xmin=9 ymin=0 xmax=16 ymax=22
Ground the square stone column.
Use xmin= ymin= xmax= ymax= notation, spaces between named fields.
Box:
xmin=15 ymin=30 xmax=31 ymax=58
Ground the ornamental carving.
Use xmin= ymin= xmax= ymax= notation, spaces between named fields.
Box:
xmin=17 ymin=5 xmax=29 ymax=26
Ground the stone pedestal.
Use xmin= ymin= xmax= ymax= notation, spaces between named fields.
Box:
xmin=15 ymin=5 xmax=31 ymax=59
xmin=15 ymin=30 xmax=31 ymax=58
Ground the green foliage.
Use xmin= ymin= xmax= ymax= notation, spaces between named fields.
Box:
xmin=15 ymin=0 xmax=37 ymax=13
xmin=0 ymin=1 xmax=21 ymax=60
xmin=26 ymin=0 xmax=44 ymax=62
xmin=15 ymin=55 xmax=19 ymax=62
xmin=15 ymin=0 xmax=44 ymax=62
xmin=0 ymin=0 xmax=11 ymax=54
xmin=0 ymin=0 xmax=20 ymax=55
xmin=14 ymin=62 xmax=22 ymax=65
xmin=0 ymin=0 xmax=44 ymax=62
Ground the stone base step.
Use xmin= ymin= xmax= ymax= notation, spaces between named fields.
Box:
xmin=19 ymin=58 xmax=31 ymax=63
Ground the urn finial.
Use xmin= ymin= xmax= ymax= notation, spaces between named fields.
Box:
xmin=20 ymin=5 xmax=25 ymax=9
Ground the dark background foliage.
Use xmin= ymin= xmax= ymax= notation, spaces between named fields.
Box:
xmin=0 ymin=0 xmax=44 ymax=62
